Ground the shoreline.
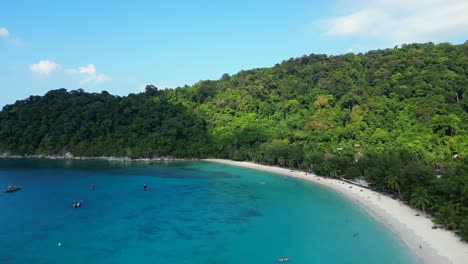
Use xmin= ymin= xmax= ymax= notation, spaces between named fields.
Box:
xmin=204 ymin=159 xmax=468 ymax=264
xmin=0 ymin=153 xmax=187 ymax=162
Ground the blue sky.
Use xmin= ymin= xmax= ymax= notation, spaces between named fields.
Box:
xmin=1 ymin=0 xmax=467 ymax=107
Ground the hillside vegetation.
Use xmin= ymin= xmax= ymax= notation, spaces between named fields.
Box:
xmin=1 ymin=42 xmax=467 ymax=240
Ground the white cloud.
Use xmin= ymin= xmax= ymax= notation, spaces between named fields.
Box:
xmin=0 ymin=26 xmax=23 ymax=46
xmin=79 ymin=64 xmax=95 ymax=75
xmin=29 ymin=60 xmax=61 ymax=77
xmin=0 ymin=27 xmax=9 ymax=38
xmin=319 ymin=0 xmax=468 ymax=44
xmin=81 ymin=73 xmax=110 ymax=84
xmin=65 ymin=64 xmax=110 ymax=84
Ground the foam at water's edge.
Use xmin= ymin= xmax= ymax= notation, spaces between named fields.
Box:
xmin=205 ymin=159 xmax=467 ymax=264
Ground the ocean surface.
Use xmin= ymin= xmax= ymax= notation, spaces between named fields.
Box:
xmin=0 ymin=159 xmax=417 ymax=264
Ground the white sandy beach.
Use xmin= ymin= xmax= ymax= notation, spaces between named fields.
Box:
xmin=205 ymin=159 xmax=468 ymax=264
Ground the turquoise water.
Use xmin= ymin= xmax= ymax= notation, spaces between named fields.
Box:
xmin=0 ymin=159 xmax=417 ymax=264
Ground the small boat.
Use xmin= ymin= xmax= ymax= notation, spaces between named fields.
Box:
xmin=73 ymin=200 xmax=84 ymax=208
xmin=4 ymin=185 xmax=21 ymax=193
xmin=278 ymin=257 xmax=289 ymax=262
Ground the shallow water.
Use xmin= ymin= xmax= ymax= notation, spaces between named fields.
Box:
xmin=0 ymin=159 xmax=417 ymax=263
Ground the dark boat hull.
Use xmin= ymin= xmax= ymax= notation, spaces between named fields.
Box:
xmin=4 ymin=187 xmax=21 ymax=193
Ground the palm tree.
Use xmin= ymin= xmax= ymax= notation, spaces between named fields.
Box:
xmin=435 ymin=203 xmax=460 ymax=230
xmin=386 ymin=174 xmax=402 ymax=199
xmin=410 ymin=187 xmax=432 ymax=215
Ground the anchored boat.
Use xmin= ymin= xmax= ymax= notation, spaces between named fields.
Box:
xmin=4 ymin=185 xmax=21 ymax=193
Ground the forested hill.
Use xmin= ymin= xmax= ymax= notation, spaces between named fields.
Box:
xmin=1 ymin=43 xmax=468 ymax=239
xmin=0 ymin=42 xmax=467 ymax=160
xmin=2 ymin=42 xmax=465 ymax=161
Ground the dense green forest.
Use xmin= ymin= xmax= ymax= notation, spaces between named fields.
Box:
xmin=0 ymin=42 xmax=467 ymax=240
